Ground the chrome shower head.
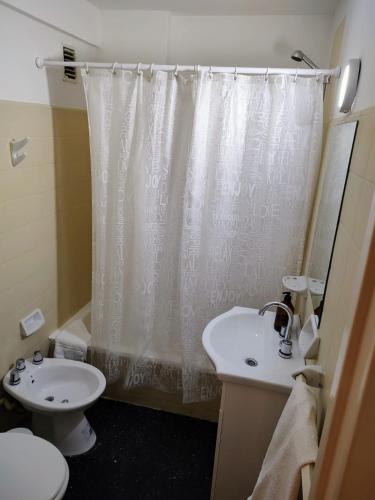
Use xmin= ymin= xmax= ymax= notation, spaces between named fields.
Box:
xmin=291 ymin=50 xmax=319 ymax=69
xmin=291 ymin=50 xmax=304 ymax=62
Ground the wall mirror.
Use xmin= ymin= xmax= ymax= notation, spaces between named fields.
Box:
xmin=308 ymin=120 xmax=358 ymax=325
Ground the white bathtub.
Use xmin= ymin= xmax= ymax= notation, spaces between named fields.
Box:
xmin=49 ymin=302 xmax=91 ymax=345
xmin=49 ymin=302 xmax=214 ymax=373
xmin=49 ymin=303 xmax=220 ymax=419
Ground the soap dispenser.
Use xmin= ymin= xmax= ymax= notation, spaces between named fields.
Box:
xmin=274 ymin=291 xmax=294 ymax=333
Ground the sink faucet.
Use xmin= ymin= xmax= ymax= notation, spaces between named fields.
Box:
xmin=258 ymin=301 xmax=294 ymax=359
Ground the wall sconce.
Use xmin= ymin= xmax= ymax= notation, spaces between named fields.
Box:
xmin=338 ymin=58 xmax=361 ymax=113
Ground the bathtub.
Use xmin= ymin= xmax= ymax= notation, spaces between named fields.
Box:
xmin=49 ymin=303 xmax=221 ymax=421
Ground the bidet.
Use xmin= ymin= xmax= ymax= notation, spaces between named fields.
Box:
xmin=3 ymin=356 xmax=106 ymax=456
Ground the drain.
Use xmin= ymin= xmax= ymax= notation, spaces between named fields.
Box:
xmin=45 ymin=396 xmax=54 ymax=402
xmin=61 ymin=399 xmax=69 ymax=403
xmin=245 ymin=357 xmax=258 ymax=367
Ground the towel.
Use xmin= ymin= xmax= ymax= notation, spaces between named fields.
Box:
xmin=248 ymin=379 xmax=318 ymax=500
xmin=292 ymin=366 xmax=324 ymax=388
xmin=54 ymin=319 xmax=91 ymax=362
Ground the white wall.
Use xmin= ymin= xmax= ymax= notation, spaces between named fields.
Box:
xmin=0 ymin=5 xmax=334 ymax=109
xmin=99 ymin=10 xmax=170 ymax=63
xmin=0 ymin=3 xmax=99 ymax=108
xmin=169 ymin=15 xmax=332 ymax=67
xmin=98 ymin=10 xmax=333 ymax=68
xmin=329 ymin=0 xmax=375 ymax=117
xmin=1 ymin=0 xmax=101 ymax=46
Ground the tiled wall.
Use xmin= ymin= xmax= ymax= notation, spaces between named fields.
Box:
xmin=302 ymin=108 xmax=375 ymax=411
xmin=0 ymin=101 xmax=91 ymax=376
xmin=299 ymin=10 xmax=375 ymax=412
xmin=317 ymin=109 xmax=375 ymax=408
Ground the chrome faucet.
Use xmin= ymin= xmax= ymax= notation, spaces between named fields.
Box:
xmin=9 ymin=369 xmax=21 ymax=386
xmin=32 ymin=351 xmax=43 ymax=365
xmin=258 ymin=301 xmax=294 ymax=359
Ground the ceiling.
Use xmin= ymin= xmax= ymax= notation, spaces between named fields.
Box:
xmin=87 ymin=0 xmax=340 ymax=15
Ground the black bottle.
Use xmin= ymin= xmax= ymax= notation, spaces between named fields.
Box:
xmin=274 ymin=291 xmax=294 ymax=333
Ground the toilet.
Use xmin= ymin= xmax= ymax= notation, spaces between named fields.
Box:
xmin=0 ymin=428 xmax=69 ymax=500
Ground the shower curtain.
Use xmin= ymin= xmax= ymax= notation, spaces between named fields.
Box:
xmin=82 ymin=68 xmax=323 ymax=403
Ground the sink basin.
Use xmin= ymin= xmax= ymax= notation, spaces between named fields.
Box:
xmin=202 ymin=306 xmax=303 ymax=392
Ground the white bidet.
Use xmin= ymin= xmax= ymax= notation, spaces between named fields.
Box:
xmin=3 ymin=356 xmax=106 ymax=456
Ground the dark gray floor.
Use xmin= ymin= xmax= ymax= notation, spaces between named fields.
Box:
xmin=64 ymin=398 xmax=218 ymax=500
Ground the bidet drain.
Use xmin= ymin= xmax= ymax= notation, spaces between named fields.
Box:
xmin=245 ymin=357 xmax=258 ymax=367
xmin=45 ymin=396 xmax=54 ymax=402
xmin=61 ymin=399 xmax=69 ymax=403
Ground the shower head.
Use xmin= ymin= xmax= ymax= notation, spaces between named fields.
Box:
xmin=291 ymin=50 xmax=319 ymax=69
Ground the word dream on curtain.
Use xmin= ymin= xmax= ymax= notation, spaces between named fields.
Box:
xmin=83 ymin=69 xmax=323 ymax=403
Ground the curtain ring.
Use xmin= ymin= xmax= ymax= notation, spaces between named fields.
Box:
xmin=85 ymin=62 xmax=89 ymax=75
xmin=137 ymin=62 xmax=142 ymax=75
xmin=209 ymin=66 xmax=213 ymax=79
xmin=150 ymin=63 xmax=154 ymax=77
xmin=111 ymin=62 xmax=118 ymax=75
xmin=265 ymin=67 xmax=269 ymax=81
xmin=174 ymin=64 xmax=179 ymax=77
xmin=234 ymin=66 xmax=238 ymax=80
xmin=194 ymin=64 xmax=200 ymax=74
xmin=294 ymin=68 xmax=298 ymax=82
xmin=315 ymin=69 xmax=320 ymax=82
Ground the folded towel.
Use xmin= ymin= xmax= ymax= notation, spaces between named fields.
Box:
xmin=248 ymin=379 xmax=318 ymax=500
xmin=54 ymin=319 xmax=91 ymax=362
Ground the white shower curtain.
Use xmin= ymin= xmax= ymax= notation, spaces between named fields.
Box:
xmin=83 ymin=68 xmax=323 ymax=402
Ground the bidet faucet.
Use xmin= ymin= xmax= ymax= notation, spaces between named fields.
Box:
xmin=15 ymin=358 xmax=26 ymax=372
xmin=9 ymin=369 xmax=21 ymax=386
xmin=32 ymin=351 xmax=43 ymax=365
xmin=258 ymin=301 xmax=294 ymax=359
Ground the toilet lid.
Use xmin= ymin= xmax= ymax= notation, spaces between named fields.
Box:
xmin=0 ymin=433 xmax=69 ymax=500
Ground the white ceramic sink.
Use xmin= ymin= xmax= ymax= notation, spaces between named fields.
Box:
xmin=202 ymin=306 xmax=303 ymax=392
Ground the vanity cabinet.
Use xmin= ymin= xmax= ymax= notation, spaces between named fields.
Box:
xmin=210 ymin=381 xmax=289 ymax=500
xmin=202 ymin=307 xmax=302 ymax=500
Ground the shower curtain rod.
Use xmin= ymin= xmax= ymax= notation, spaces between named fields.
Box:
xmin=35 ymin=58 xmax=341 ymax=80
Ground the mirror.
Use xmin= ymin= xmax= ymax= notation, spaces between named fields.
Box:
xmin=308 ymin=121 xmax=358 ymax=324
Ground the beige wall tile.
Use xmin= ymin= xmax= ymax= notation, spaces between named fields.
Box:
xmin=0 ymin=190 xmax=56 ymax=235
xmin=349 ymin=112 xmax=375 ymax=179
xmin=0 ymin=241 xmax=57 ymax=295
xmin=302 ymin=106 xmax=375 ymax=413
xmin=0 ymin=307 xmax=58 ymax=374
xmin=0 ymin=138 xmax=11 ymax=171
xmin=365 ymin=137 xmax=375 ymax=184
xmin=0 ymin=101 xmax=53 ymax=138
xmin=56 ymin=204 xmax=92 ymax=324
xmin=320 ymin=233 xmax=360 ymax=407
xmin=18 ymin=137 xmax=55 ymax=168
xmin=51 ymin=107 xmax=89 ymax=138
xmin=337 ymin=170 xmax=375 ymax=253
xmin=0 ymin=137 xmax=55 ymax=171
xmin=54 ymin=137 xmax=91 ymax=167
xmin=0 ymin=262 xmax=57 ymax=318
xmin=0 ymin=100 xmax=91 ymax=377
xmin=56 ymin=179 xmax=92 ymax=211
xmin=0 ymin=164 xmax=55 ymax=202
xmin=0 ymin=215 xmax=56 ymax=263
xmin=351 ymin=177 xmax=375 ymax=249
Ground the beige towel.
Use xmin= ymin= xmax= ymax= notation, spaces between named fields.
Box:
xmin=249 ymin=379 xmax=318 ymax=500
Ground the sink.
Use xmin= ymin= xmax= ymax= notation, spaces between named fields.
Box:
xmin=202 ymin=306 xmax=303 ymax=392
xmin=203 ymin=306 xmax=305 ymax=499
